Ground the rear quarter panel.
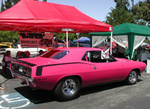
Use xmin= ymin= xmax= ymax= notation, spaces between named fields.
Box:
xmin=34 ymin=62 xmax=93 ymax=90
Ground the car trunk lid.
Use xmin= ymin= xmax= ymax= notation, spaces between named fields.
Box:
xmin=14 ymin=57 xmax=59 ymax=66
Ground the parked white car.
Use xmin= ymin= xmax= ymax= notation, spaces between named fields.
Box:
xmin=6 ymin=44 xmax=47 ymax=58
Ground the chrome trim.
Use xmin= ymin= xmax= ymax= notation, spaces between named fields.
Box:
xmin=10 ymin=69 xmax=34 ymax=86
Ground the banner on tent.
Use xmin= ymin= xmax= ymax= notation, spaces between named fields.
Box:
xmin=19 ymin=32 xmax=53 ymax=48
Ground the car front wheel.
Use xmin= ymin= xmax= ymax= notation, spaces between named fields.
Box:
xmin=126 ymin=70 xmax=138 ymax=85
xmin=54 ymin=77 xmax=80 ymax=101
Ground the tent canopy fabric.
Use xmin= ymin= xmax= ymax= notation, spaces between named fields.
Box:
xmin=90 ymin=23 xmax=150 ymax=59
xmin=90 ymin=23 xmax=150 ymax=36
xmin=0 ymin=0 xmax=112 ymax=33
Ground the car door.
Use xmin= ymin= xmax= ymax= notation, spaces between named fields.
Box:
xmin=87 ymin=51 xmax=125 ymax=84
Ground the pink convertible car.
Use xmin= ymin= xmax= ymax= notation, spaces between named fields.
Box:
xmin=10 ymin=47 xmax=146 ymax=101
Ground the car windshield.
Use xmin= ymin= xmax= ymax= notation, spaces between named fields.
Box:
xmin=41 ymin=50 xmax=69 ymax=59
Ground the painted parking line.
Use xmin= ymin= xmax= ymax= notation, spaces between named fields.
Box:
xmin=0 ymin=92 xmax=34 ymax=109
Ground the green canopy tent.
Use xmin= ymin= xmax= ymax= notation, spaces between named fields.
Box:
xmin=90 ymin=23 xmax=150 ymax=59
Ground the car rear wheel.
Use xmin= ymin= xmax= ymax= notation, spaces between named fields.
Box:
xmin=126 ymin=70 xmax=138 ymax=85
xmin=54 ymin=77 xmax=80 ymax=101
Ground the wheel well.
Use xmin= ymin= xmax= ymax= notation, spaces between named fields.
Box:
xmin=132 ymin=68 xmax=140 ymax=75
xmin=54 ymin=75 xmax=82 ymax=90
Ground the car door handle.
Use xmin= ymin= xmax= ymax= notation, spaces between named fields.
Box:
xmin=94 ymin=66 xmax=97 ymax=69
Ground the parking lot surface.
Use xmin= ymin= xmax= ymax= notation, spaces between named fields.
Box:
xmin=0 ymin=54 xmax=150 ymax=109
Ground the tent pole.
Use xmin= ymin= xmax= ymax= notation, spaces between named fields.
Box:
xmin=78 ymin=39 xmax=79 ymax=47
xmin=110 ymin=31 xmax=113 ymax=55
xmin=76 ymin=33 xmax=80 ymax=47
xmin=66 ymin=30 xmax=68 ymax=48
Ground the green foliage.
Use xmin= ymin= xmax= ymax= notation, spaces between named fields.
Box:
xmin=105 ymin=0 xmax=150 ymax=26
xmin=0 ymin=31 xmax=19 ymax=42
xmin=1 ymin=0 xmax=20 ymax=12
xmin=105 ymin=0 xmax=135 ymax=26
xmin=0 ymin=0 xmax=20 ymax=42
xmin=4 ymin=0 xmax=12 ymax=9
xmin=56 ymin=33 xmax=90 ymax=42
xmin=1 ymin=0 xmax=5 ymax=12
xmin=132 ymin=1 xmax=150 ymax=25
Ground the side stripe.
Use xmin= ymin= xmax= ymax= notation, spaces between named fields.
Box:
xmin=36 ymin=62 xmax=91 ymax=76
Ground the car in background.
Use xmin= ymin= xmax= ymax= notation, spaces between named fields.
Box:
xmin=79 ymin=43 xmax=90 ymax=47
xmin=6 ymin=44 xmax=47 ymax=58
xmin=10 ymin=47 xmax=146 ymax=101
xmin=0 ymin=44 xmax=10 ymax=54
xmin=0 ymin=42 xmax=13 ymax=48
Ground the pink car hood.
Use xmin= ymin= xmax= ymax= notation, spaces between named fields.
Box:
xmin=19 ymin=57 xmax=59 ymax=66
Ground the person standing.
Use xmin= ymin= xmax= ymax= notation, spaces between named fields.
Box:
xmin=53 ymin=34 xmax=58 ymax=49
xmin=63 ymin=39 xmax=70 ymax=47
xmin=104 ymin=38 xmax=110 ymax=51
xmin=38 ymin=50 xmax=44 ymax=56
xmin=141 ymin=48 xmax=148 ymax=64
xmin=2 ymin=50 xmax=12 ymax=70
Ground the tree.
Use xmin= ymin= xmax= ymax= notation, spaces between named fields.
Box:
xmin=1 ymin=0 xmax=47 ymax=11
xmin=0 ymin=31 xmax=19 ymax=42
xmin=1 ymin=0 xmax=5 ymax=12
xmin=0 ymin=0 xmax=20 ymax=42
xmin=2 ymin=0 xmax=20 ymax=10
xmin=56 ymin=33 xmax=89 ymax=42
xmin=105 ymin=0 xmax=150 ymax=26
xmin=132 ymin=0 xmax=150 ymax=25
xmin=105 ymin=0 xmax=135 ymax=26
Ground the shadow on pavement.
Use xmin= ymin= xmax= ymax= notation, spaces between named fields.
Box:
xmin=80 ymin=79 xmax=143 ymax=96
xmin=0 ymin=69 xmax=14 ymax=87
xmin=0 ymin=69 xmax=14 ymax=79
xmin=80 ymin=81 xmax=126 ymax=96
xmin=15 ymin=86 xmax=56 ymax=104
xmin=14 ymin=79 xmax=143 ymax=104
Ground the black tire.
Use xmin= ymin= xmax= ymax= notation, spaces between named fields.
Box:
xmin=54 ymin=77 xmax=80 ymax=101
xmin=126 ymin=70 xmax=138 ymax=85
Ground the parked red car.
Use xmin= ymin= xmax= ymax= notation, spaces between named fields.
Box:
xmin=10 ymin=47 xmax=146 ymax=101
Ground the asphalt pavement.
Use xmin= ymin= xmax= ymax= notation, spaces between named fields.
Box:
xmin=1 ymin=69 xmax=150 ymax=109
xmin=0 ymin=54 xmax=150 ymax=109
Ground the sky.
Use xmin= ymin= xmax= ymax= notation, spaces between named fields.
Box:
xmin=0 ymin=0 xmax=143 ymax=21
xmin=47 ymin=0 xmax=116 ymax=21
xmin=46 ymin=0 xmax=141 ymax=21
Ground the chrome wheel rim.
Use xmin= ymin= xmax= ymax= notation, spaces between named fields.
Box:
xmin=62 ymin=79 xmax=76 ymax=96
xmin=129 ymin=71 xmax=137 ymax=83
